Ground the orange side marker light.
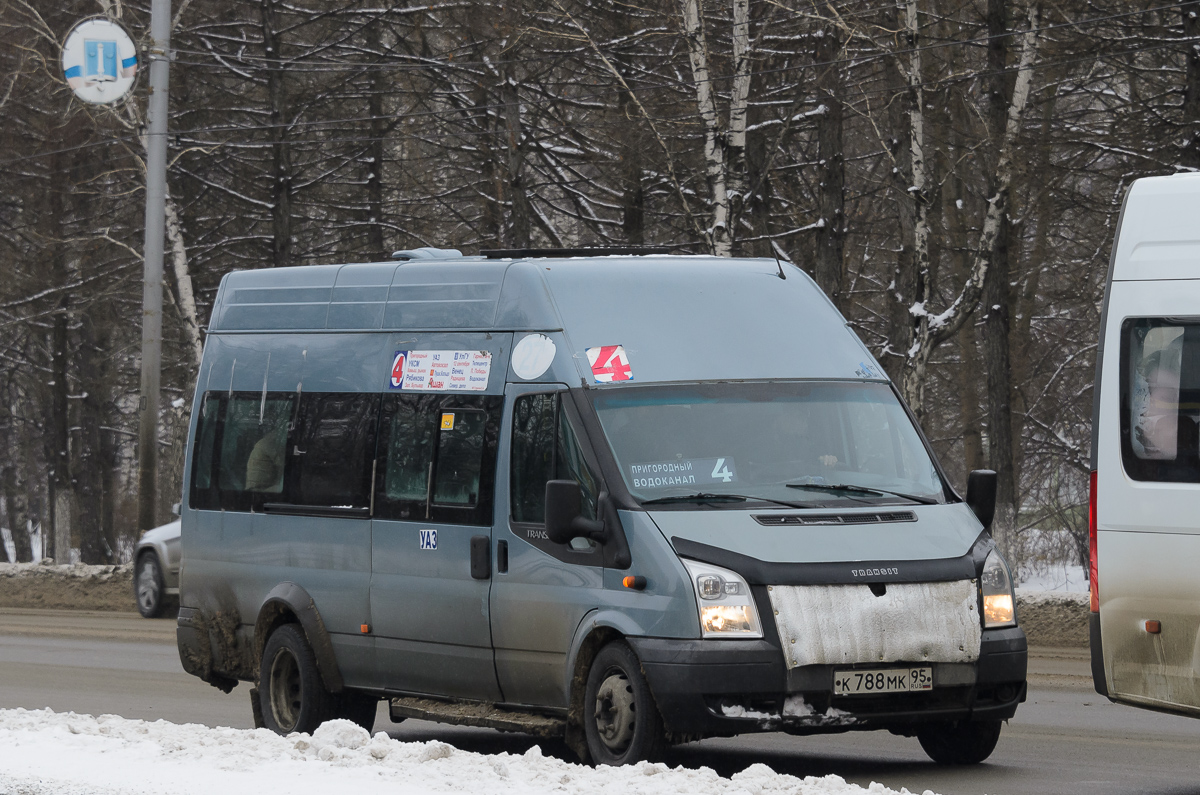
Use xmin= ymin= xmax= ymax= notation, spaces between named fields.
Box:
xmin=622 ymin=576 xmax=647 ymax=591
xmin=1145 ymin=620 xmax=1161 ymax=635
xmin=361 ymin=623 xmax=371 ymax=634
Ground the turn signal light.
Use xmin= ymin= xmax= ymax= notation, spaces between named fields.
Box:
xmin=1145 ymin=620 xmax=1161 ymax=635
xmin=360 ymin=623 xmax=371 ymax=634
xmin=983 ymin=593 xmax=1014 ymax=626
xmin=622 ymin=576 xmax=647 ymax=591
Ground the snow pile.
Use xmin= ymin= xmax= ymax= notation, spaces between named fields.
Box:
xmin=0 ymin=708 xmax=941 ymax=795
xmin=0 ymin=560 xmax=131 ymax=582
xmin=0 ymin=560 xmax=134 ymax=611
xmin=1015 ymin=589 xmax=1090 ymax=647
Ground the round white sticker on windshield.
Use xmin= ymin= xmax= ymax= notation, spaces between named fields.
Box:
xmin=512 ymin=334 xmax=556 ymax=380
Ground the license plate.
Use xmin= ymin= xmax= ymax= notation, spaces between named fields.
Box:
xmin=833 ymin=667 xmax=933 ymax=695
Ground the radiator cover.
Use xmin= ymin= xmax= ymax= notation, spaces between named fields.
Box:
xmin=768 ymin=580 xmax=982 ymax=669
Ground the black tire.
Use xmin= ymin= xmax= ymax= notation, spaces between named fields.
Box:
xmin=134 ymin=552 xmax=165 ymax=618
xmin=917 ymin=719 xmax=1003 ymax=765
xmin=258 ymin=624 xmax=336 ymax=735
xmin=583 ymin=641 xmax=665 ymax=766
xmin=335 ymin=691 xmax=379 ymax=732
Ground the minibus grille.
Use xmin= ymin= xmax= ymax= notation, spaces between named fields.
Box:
xmin=753 ymin=511 xmax=916 ymax=527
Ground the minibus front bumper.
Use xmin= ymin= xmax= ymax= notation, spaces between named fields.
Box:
xmin=628 ymin=627 xmax=1027 ymax=738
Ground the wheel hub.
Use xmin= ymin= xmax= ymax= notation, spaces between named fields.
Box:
xmin=593 ymin=671 xmax=636 ymax=753
xmin=136 ymin=560 xmax=158 ymax=610
xmin=269 ymin=648 xmax=302 ymax=732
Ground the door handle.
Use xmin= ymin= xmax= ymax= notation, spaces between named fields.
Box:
xmin=496 ymin=540 xmax=508 ymax=574
xmin=470 ymin=536 xmax=490 ymax=580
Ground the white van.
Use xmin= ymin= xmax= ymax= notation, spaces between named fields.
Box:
xmin=1091 ymin=172 xmax=1200 ymax=716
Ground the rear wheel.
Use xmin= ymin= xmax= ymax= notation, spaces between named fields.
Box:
xmin=917 ymin=719 xmax=1003 ymax=765
xmin=134 ymin=553 xmax=165 ymax=618
xmin=583 ymin=641 xmax=665 ymax=766
xmin=258 ymin=624 xmax=336 ymax=735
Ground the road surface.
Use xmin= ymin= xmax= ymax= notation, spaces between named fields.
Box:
xmin=2 ymin=608 xmax=1198 ymax=795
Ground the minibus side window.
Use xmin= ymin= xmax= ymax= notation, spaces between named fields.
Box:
xmin=510 ymin=394 xmax=557 ymax=524
xmin=374 ymin=394 xmax=502 ymax=525
xmin=288 ymin=393 xmax=378 ymax=508
xmin=188 ymin=392 xmax=298 ymax=512
xmin=1121 ymin=318 xmax=1200 ymax=482
xmin=510 ymin=393 xmax=599 ymax=535
xmin=188 ymin=394 xmax=222 ymax=510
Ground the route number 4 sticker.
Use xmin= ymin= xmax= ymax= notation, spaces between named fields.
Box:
xmin=587 ymin=345 xmax=633 ymax=383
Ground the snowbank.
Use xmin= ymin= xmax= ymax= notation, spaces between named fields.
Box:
xmin=1015 ymin=590 xmax=1090 ymax=647
xmin=0 ymin=708 xmax=939 ymax=795
xmin=0 ymin=561 xmax=134 ymax=612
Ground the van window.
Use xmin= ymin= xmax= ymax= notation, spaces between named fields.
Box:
xmin=374 ymin=394 xmax=502 ymax=525
xmin=510 ymin=393 xmax=599 ymax=528
xmin=1120 ymin=318 xmax=1200 ymax=482
xmin=290 ymin=393 xmax=379 ymax=508
xmin=189 ymin=391 xmax=297 ymax=512
xmin=191 ymin=395 xmax=221 ymax=492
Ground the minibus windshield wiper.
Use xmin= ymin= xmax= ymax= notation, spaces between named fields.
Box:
xmin=641 ymin=493 xmax=804 ymax=509
xmin=783 ymin=482 xmax=939 ymax=505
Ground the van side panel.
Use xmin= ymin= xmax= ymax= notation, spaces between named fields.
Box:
xmin=1097 ymin=277 xmax=1200 ymax=713
xmin=181 ymin=332 xmax=390 ymax=687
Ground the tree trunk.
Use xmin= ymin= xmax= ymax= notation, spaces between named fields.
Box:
xmin=725 ymin=0 xmax=752 ymax=253
xmin=813 ymin=22 xmax=846 ymax=310
xmin=679 ymin=0 xmax=731 ymax=256
xmin=366 ymin=16 xmax=387 ymax=257
xmin=502 ymin=79 xmax=532 ymax=248
xmin=900 ymin=4 xmax=1041 ymax=428
xmin=1182 ymin=3 xmax=1200 ymax=170
xmin=981 ymin=0 xmax=1018 ymax=556
xmin=262 ymin=0 xmax=293 ymax=267
xmin=164 ymin=189 xmax=203 ymax=370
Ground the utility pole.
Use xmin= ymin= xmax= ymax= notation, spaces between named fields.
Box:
xmin=137 ymin=0 xmax=171 ymax=533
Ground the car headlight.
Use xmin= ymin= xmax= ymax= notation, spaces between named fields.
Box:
xmin=681 ymin=559 xmax=762 ymax=638
xmin=980 ymin=548 xmax=1016 ymax=628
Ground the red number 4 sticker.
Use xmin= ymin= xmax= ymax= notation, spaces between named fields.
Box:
xmin=586 ymin=345 xmax=633 ymax=383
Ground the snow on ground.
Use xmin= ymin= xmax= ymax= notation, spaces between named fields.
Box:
xmin=0 ymin=708 xmax=939 ymax=795
xmin=1016 ymin=563 xmax=1088 ymax=594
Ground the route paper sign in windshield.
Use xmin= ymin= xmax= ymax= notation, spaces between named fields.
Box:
xmin=389 ymin=350 xmax=491 ymax=391
xmin=587 ymin=345 xmax=633 ymax=383
xmin=630 ymin=457 xmax=737 ymax=489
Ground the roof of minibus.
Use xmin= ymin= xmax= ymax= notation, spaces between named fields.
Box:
xmin=207 ymin=254 xmax=885 ymax=384
xmin=1112 ymin=172 xmax=1200 ymax=282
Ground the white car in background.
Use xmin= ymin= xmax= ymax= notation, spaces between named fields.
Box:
xmin=133 ymin=520 xmax=180 ymax=618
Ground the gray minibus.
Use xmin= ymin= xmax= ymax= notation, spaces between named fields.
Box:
xmin=176 ymin=248 xmax=1026 ymax=765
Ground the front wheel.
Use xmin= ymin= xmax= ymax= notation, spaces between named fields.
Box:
xmin=258 ymin=624 xmax=336 ymax=735
xmin=134 ymin=553 xmax=165 ymax=618
xmin=583 ymin=641 xmax=665 ymax=766
xmin=917 ymin=719 xmax=1003 ymax=765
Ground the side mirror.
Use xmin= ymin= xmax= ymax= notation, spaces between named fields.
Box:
xmin=544 ymin=480 xmax=606 ymax=545
xmin=171 ymin=502 xmax=182 ymax=517
xmin=966 ymin=469 xmax=997 ymax=531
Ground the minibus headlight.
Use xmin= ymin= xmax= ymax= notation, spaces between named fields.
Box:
xmin=980 ymin=549 xmax=1016 ymax=628
xmin=682 ymin=559 xmax=762 ymax=638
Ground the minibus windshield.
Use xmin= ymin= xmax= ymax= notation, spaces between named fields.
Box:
xmin=592 ymin=382 xmax=945 ymax=508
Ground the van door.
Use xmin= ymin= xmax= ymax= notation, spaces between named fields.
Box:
xmin=490 ymin=384 xmax=607 ymax=708
xmin=370 ymin=391 xmax=505 ymax=700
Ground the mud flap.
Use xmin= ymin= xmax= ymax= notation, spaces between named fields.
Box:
xmin=250 ymin=686 xmax=266 ymax=729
